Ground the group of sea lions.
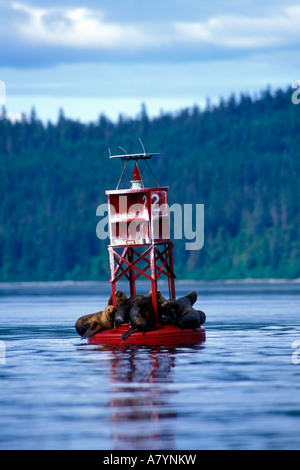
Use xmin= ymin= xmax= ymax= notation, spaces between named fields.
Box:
xmin=75 ymin=290 xmax=206 ymax=341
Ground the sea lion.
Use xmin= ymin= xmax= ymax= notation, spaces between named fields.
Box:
xmin=175 ymin=308 xmax=206 ymax=330
xmin=161 ymin=291 xmax=197 ymax=313
xmin=165 ymin=291 xmax=197 ymax=308
xmin=115 ymin=291 xmax=167 ymax=328
xmin=146 ymin=289 xmax=174 ymax=324
xmin=114 ymin=303 xmax=130 ymax=328
xmin=147 ymin=289 xmax=167 ymax=305
xmin=159 ymin=291 xmax=197 ymax=325
xmin=75 ymin=305 xmax=117 ymax=338
xmin=114 ymin=294 xmax=144 ymax=327
xmin=75 ymin=313 xmax=96 ymax=337
xmin=161 ymin=291 xmax=206 ymax=329
xmin=107 ymin=290 xmax=128 ymax=307
xmin=121 ymin=296 xmax=160 ymax=340
xmin=198 ymin=310 xmax=206 ymax=326
xmin=158 ymin=303 xmax=177 ymax=325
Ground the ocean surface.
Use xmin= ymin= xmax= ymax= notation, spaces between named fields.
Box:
xmin=0 ymin=280 xmax=300 ymax=450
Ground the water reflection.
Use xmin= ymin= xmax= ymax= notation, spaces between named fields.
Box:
xmin=106 ymin=346 xmax=179 ymax=450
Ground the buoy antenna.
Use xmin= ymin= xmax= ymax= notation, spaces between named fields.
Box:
xmin=139 ymin=138 xmax=146 ymax=155
xmin=119 ymin=146 xmax=128 ymax=155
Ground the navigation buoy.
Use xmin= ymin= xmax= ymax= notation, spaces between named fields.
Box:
xmin=86 ymin=141 xmax=206 ymax=346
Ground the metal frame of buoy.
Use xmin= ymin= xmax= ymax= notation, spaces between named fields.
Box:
xmin=108 ymin=240 xmax=176 ymax=316
xmin=88 ymin=142 xmax=205 ymax=346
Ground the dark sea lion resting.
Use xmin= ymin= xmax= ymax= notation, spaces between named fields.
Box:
xmin=175 ymin=308 xmax=206 ymax=329
xmin=114 ymin=303 xmax=130 ymax=328
xmin=158 ymin=303 xmax=177 ymax=325
xmin=161 ymin=291 xmax=206 ymax=330
xmin=121 ymin=295 xmax=161 ymax=340
xmin=161 ymin=291 xmax=197 ymax=312
xmin=114 ymin=294 xmax=144 ymax=327
xmin=75 ymin=305 xmax=116 ymax=338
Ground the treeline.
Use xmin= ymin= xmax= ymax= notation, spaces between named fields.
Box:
xmin=0 ymin=86 xmax=299 ymax=281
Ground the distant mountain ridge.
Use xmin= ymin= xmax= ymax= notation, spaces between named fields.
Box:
xmin=0 ymin=85 xmax=299 ymax=281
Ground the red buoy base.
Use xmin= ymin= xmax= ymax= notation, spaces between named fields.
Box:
xmin=87 ymin=324 xmax=206 ymax=346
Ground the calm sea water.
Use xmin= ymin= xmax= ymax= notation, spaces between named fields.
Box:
xmin=0 ymin=280 xmax=300 ymax=450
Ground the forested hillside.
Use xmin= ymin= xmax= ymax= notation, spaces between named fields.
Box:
xmin=0 ymin=86 xmax=299 ymax=281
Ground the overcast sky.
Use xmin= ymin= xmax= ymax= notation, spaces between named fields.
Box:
xmin=0 ymin=0 xmax=299 ymax=122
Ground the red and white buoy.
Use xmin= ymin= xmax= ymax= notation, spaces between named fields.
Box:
xmin=88 ymin=147 xmax=205 ymax=346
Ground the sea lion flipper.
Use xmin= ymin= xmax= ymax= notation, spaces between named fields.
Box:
xmin=121 ymin=328 xmax=138 ymax=340
xmin=81 ymin=321 xmax=97 ymax=339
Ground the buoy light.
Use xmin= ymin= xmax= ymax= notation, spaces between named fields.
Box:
xmin=130 ymin=165 xmax=142 ymax=189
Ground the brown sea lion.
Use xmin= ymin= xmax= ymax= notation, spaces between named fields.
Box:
xmin=121 ymin=296 xmax=160 ymax=340
xmin=107 ymin=290 xmax=128 ymax=307
xmin=75 ymin=313 xmax=96 ymax=337
xmin=147 ymin=289 xmax=167 ymax=305
xmin=75 ymin=305 xmax=117 ymax=338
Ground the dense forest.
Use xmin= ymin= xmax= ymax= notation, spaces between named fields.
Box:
xmin=0 ymin=85 xmax=299 ymax=282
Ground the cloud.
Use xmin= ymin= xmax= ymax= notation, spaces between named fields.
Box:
xmin=175 ymin=5 xmax=300 ymax=49
xmin=1 ymin=2 xmax=300 ymax=67
xmin=12 ymin=3 xmax=151 ymax=49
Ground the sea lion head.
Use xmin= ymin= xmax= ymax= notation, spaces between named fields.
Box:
xmin=115 ymin=290 xmax=127 ymax=306
xmin=107 ymin=290 xmax=127 ymax=307
xmin=161 ymin=299 xmax=177 ymax=310
xmin=114 ymin=303 xmax=130 ymax=327
xmin=103 ymin=305 xmax=117 ymax=319
xmin=102 ymin=305 xmax=117 ymax=330
xmin=147 ymin=289 xmax=167 ymax=305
